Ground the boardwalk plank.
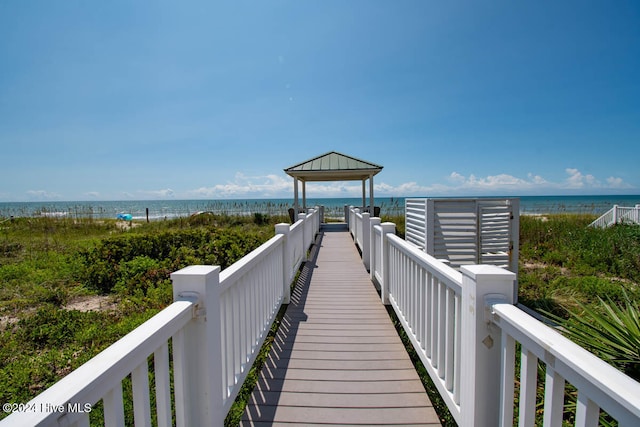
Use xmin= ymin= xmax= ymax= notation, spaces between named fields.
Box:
xmin=249 ymin=378 xmax=429 ymax=394
xmin=272 ymin=350 xmax=411 ymax=361
xmin=243 ymin=406 xmax=439 ymax=425
xmin=249 ymin=391 xmax=431 ymax=408
xmin=261 ymin=368 xmax=424 ymax=382
xmin=240 ymin=229 xmax=439 ymax=426
xmin=262 ymin=357 xmax=416 ymax=371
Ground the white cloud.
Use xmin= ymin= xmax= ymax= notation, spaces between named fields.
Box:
xmin=561 ymin=168 xmax=632 ymax=190
xmin=112 ymin=189 xmax=177 ymax=200
xmin=155 ymin=168 xmax=635 ymax=200
xmin=565 ymin=168 xmax=596 ymax=188
xmin=187 ymin=173 xmax=291 ymax=199
xmin=448 ymin=172 xmax=466 ymax=184
xmin=139 ymin=189 xmax=175 ymax=199
xmin=26 ymin=190 xmax=61 ymax=200
xmin=606 ymin=176 xmax=631 ymax=188
xmin=527 ymin=173 xmax=548 ymax=185
xmin=374 ymin=168 xmax=633 ymax=196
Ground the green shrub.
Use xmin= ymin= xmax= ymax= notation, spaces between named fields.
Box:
xmin=114 ymin=256 xmax=170 ymax=297
xmin=17 ymin=305 xmax=103 ymax=349
xmin=520 ymin=215 xmax=640 ymax=316
xmin=547 ymin=291 xmax=640 ymax=381
xmin=75 ymin=227 xmax=269 ymax=294
xmin=253 ymin=212 xmax=269 ymax=225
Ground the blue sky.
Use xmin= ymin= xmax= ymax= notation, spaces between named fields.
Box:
xmin=1 ymin=1 xmax=639 ymax=202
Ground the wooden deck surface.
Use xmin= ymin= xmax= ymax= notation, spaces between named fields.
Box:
xmin=241 ymin=226 xmax=440 ymax=426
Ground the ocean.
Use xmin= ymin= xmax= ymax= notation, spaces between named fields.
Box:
xmin=1 ymin=195 xmax=639 ymax=221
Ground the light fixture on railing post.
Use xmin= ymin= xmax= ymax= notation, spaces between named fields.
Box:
xmin=171 ymin=265 xmax=224 ymax=427
xmin=459 ymin=265 xmax=516 ymax=427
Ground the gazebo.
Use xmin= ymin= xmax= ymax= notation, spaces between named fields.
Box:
xmin=284 ymin=151 xmax=383 ymax=216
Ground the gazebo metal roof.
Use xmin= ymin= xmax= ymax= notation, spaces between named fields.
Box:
xmin=284 ymin=151 xmax=383 ymax=182
xmin=284 ymin=151 xmax=383 ymax=217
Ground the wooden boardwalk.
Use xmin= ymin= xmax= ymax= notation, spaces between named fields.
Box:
xmin=241 ymin=226 xmax=440 ymax=426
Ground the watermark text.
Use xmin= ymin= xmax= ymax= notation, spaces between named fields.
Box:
xmin=3 ymin=402 xmax=92 ymax=414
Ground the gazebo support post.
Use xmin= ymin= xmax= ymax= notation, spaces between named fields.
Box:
xmin=369 ymin=173 xmax=374 ymax=215
xmin=293 ymin=177 xmax=299 ymax=216
xmin=302 ymin=180 xmax=307 ymax=212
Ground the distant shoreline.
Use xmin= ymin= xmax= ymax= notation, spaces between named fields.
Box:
xmin=1 ymin=195 xmax=639 ymax=220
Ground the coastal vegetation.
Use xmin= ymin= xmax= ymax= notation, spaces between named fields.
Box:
xmin=0 ymin=212 xmax=638 ymax=425
xmin=0 ymin=213 xmax=287 ymax=423
xmin=518 ymin=214 xmax=640 ymax=386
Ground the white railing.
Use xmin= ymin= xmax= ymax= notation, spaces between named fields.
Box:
xmin=387 ymin=232 xmax=465 ymax=421
xmin=492 ymin=303 xmax=640 ymax=427
xmin=2 ymin=208 xmax=321 ymax=427
xmin=348 ymin=207 xmax=371 ymax=271
xmin=1 ymin=298 xmax=195 ymax=427
xmin=360 ymin=206 xmax=640 ymax=426
xmin=590 ymin=204 xmax=640 ymax=228
xmin=218 ymin=235 xmax=285 ymax=413
xmin=348 ymin=206 xmax=359 ymax=243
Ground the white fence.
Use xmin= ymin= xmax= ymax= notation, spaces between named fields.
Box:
xmin=353 ymin=206 xmax=640 ymax=426
xmin=348 ymin=207 xmax=371 ymax=271
xmin=590 ymin=204 xmax=640 ymax=228
xmin=1 ymin=209 xmax=320 ymax=427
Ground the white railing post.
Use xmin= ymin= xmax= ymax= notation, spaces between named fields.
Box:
xmin=276 ymin=223 xmax=292 ymax=304
xmin=311 ymin=207 xmax=319 ymax=235
xmin=362 ymin=212 xmax=371 ymax=271
xmin=354 ymin=208 xmax=361 ymax=244
xmin=613 ymin=204 xmax=619 ymax=225
xmin=370 ymin=217 xmax=381 ymax=281
xmin=299 ymin=213 xmax=308 ymax=260
xmin=380 ymin=222 xmax=396 ymax=305
xmin=459 ymin=265 xmax=516 ymax=427
xmin=171 ymin=265 xmax=223 ymax=427
xmin=345 ymin=205 xmax=350 ymax=227
xmin=351 ymin=206 xmax=356 ymax=234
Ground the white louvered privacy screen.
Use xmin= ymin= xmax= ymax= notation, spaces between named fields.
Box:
xmin=405 ymin=198 xmax=519 ymax=273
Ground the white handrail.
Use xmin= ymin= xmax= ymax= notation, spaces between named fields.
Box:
xmin=2 ymin=208 xmax=321 ymax=427
xmin=386 ymin=233 xmax=464 ymax=422
xmin=590 ymin=205 xmax=640 ymax=228
xmin=1 ymin=299 xmax=195 ymax=426
xmin=349 ymin=207 xmax=371 ymax=270
xmin=370 ymin=221 xmax=383 ymax=287
xmin=491 ymin=303 xmax=640 ymax=426
xmin=218 ymin=234 xmax=285 ymax=413
xmin=367 ymin=215 xmax=640 ymax=426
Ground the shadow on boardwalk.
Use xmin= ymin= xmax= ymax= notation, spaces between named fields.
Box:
xmin=241 ymin=228 xmax=440 ymax=426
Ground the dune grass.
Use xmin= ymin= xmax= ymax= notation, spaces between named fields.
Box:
xmin=0 ymin=213 xmax=286 ymax=423
xmin=1 ymin=212 xmax=638 ymax=424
